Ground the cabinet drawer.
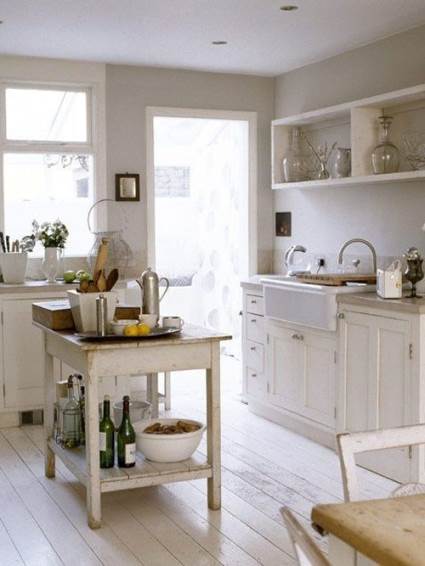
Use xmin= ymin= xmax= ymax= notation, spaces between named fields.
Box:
xmin=246 ymin=341 xmax=264 ymax=373
xmin=246 ymin=367 xmax=265 ymax=397
xmin=246 ymin=294 xmax=264 ymax=316
xmin=246 ymin=314 xmax=265 ymax=344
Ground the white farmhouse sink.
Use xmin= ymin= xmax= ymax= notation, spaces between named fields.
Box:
xmin=261 ymin=275 xmax=375 ymax=331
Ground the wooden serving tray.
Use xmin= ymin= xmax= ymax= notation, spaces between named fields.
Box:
xmin=296 ymin=273 xmax=376 ymax=286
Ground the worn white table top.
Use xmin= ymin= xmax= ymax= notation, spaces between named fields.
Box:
xmin=34 ymin=322 xmax=232 ymax=351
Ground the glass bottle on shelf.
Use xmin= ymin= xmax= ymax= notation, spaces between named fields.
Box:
xmin=62 ymin=375 xmax=81 ymax=448
xmin=99 ymin=395 xmax=115 ymax=468
xmin=117 ymin=396 xmax=136 ymax=468
xmin=282 ymin=127 xmax=310 ymax=182
xmin=371 ymin=115 xmax=400 ymax=174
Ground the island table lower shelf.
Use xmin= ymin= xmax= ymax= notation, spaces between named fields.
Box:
xmin=48 ymin=439 xmax=212 ymax=492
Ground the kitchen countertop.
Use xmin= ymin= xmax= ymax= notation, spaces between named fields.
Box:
xmin=337 ymin=291 xmax=425 ymax=314
xmin=0 ymin=280 xmax=79 ymax=294
xmin=240 ymin=275 xmax=272 ymax=292
xmin=312 ymin=494 xmax=425 ymax=566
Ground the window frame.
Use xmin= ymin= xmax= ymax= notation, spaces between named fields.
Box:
xmin=0 ymin=80 xmax=98 ymax=255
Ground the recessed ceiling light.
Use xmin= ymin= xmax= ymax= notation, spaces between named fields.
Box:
xmin=280 ymin=5 xmax=298 ymax=11
xmin=212 ymin=41 xmax=227 ymax=46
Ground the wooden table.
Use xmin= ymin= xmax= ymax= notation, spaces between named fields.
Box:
xmin=312 ymin=494 xmax=425 ymax=565
xmin=36 ymin=323 xmax=231 ymax=529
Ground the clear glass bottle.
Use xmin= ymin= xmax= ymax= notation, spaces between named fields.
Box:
xmin=99 ymin=395 xmax=115 ymax=468
xmin=62 ymin=376 xmax=81 ymax=448
xmin=371 ymin=116 xmax=400 ymax=174
xmin=282 ymin=127 xmax=310 ymax=182
xmin=117 ymin=396 xmax=136 ymax=468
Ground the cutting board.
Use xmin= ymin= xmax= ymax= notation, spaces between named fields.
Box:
xmin=296 ymin=273 xmax=376 ymax=286
xmin=33 ymin=301 xmax=142 ymax=330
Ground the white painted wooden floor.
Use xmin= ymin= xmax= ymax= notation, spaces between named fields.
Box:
xmin=0 ymin=356 xmax=397 ymax=566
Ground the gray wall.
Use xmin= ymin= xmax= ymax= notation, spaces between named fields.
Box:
xmin=273 ymin=24 xmax=425 ymax=271
xmin=105 ymin=64 xmax=275 ymax=275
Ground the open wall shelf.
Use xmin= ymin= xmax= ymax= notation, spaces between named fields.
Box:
xmin=272 ymin=83 xmax=425 ymax=190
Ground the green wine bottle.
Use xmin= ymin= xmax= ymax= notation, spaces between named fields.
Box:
xmin=99 ymin=395 xmax=115 ymax=468
xmin=117 ymin=395 xmax=136 ymax=468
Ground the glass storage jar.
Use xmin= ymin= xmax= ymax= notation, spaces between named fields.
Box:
xmin=282 ymin=127 xmax=310 ymax=182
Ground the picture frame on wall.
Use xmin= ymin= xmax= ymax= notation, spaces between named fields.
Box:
xmin=115 ymin=173 xmax=140 ymax=201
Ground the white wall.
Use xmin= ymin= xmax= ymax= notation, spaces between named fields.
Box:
xmin=105 ymin=64 xmax=275 ymax=276
xmin=273 ymin=24 xmax=425 ymax=272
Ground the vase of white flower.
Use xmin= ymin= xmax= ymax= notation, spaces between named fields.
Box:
xmin=42 ymin=247 xmax=61 ymax=283
xmin=33 ymin=219 xmax=69 ymax=283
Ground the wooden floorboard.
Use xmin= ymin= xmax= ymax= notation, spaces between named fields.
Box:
xmin=0 ymin=357 xmax=394 ymax=565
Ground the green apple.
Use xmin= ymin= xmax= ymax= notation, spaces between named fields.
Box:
xmin=63 ymin=270 xmax=77 ymax=283
xmin=77 ymin=270 xmax=91 ymax=281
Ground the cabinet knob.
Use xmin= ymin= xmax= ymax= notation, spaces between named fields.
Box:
xmin=250 ymin=319 xmax=257 ymax=323
xmin=239 ymin=310 xmax=243 ymax=316
xmin=337 ymin=312 xmax=345 ymax=319
xmin=251 ymin=299 xmax=257 ymax=304
xmin=251 ymin=373 xmax=257 ymax=378
xmin=250 ymin=346 xmax=256 ymax=351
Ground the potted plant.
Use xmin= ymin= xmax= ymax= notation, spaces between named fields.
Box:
xmin=32 ymin=219 xmax=69 ymax=283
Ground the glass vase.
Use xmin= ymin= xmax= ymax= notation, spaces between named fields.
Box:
xmin=371 ymin=116 xmax=400 ymax=174
xmin=42 ymin=247 xmax=60 ymax=283
xmin=282 ymin=127 xmax=310 ymax=182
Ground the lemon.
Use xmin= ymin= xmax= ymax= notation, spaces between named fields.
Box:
xmin=137 ymin=323 xmax=151 ymax=336
xmin=123 ymin=324 xmax=139 ymax=337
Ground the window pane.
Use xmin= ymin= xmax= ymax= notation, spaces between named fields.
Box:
xmin=6 ymin=88 xmax=87 ymax=142
xmin=4 ymin=153 xmax=94 ymax=256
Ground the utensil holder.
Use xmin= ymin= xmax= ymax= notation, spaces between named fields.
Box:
xmin=0 ymin=252 xmax=28 ymax=283
xmin=67 ymin=289 xmax=118 ymax=332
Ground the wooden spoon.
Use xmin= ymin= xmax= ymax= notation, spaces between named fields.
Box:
xmin=93 ymin=238 xmax=109 ymax=278
xmin=106 ymin=268 xmax=119 ymax=291
xmin=97 ymin=270 xmax=107 ymax=292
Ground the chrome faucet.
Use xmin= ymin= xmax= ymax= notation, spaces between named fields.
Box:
xmin=284 ymin=244 xmax=307 ymax=276
xmin=337 ymin=238 xmax=377 ymax=272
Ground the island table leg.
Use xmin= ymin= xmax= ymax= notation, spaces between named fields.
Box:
xmin=207 ymin=342 xmax=221 ymax=509
xmin=44 ymin=344 xmax=55 ymax=478
xmin=85 ymin=360 xmax=102 ymax=529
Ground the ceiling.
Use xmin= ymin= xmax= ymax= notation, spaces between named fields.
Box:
xmin=1 ymin=0 xmax=425 ymax=77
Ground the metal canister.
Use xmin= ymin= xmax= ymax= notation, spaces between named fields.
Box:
xmin=96 ymin=294 xmax=108 ymax=336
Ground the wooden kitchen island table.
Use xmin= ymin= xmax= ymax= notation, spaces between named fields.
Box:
xmin=35 ymin=323 xmax=231 ymax=529
xmin=312 ymin=494 xmax=425 ymax=565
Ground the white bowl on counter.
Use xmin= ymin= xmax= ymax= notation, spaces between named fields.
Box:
xmin=135 ymin=418 xmax=205 ymax=463
xmin=110 ymin=319 xmax=139 ymax=336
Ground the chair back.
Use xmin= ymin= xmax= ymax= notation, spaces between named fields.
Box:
xmin=337 ymin=424 xmax=425 ymax=501
xmin=281 ymin=507 xmax=330 ymax=566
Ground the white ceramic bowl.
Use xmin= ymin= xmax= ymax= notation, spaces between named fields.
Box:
xmin=110 ymin=319 xmax=139 ymax=336
xmin=135 ymin=418 xmax=205 ymax=463
xmin=1 ymin=252 xmax=28 ymax=283
xmin=113 ymin=400 xmax=151 ymax=426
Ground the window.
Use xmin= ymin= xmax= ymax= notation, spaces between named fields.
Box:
xmin=1 ymin=85 xmax=95 ymax=256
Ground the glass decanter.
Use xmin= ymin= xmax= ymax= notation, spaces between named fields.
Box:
xmin=282 ymin=127 xmax=310 ymax=182
xmin=371 ymin=116 xmax=400 ymax=174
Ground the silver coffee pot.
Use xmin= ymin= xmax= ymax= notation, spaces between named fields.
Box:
xmin=136 ymin=267 xmax=169 ymax=316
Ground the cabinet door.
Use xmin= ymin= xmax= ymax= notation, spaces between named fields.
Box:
xmin=303 ymin=332 xmax=336 ymax=428
xmin=3 ymin=298 xmax=59 ymax=409
xmin=267 ymin=323 xmax=304 ymax=413
xmin=339 ymin=310 xmax=412 ymax=482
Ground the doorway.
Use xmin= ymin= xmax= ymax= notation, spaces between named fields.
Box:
xmin=146 ymin=108 xmax=257 ymax=358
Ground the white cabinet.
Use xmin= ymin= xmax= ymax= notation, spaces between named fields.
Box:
xmin=338 ymin=308 xmax=415 ymax=482
xmin=242 ymin=289 xmax=266 ymax=401
xmin=266 ymin=320 xmax=337 ymax=429
xmin=1 ymin=297 xmax=63 ymax=410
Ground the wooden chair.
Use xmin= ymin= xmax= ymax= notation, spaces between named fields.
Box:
xmin=281 ymin=508 xmax=330 ymax=566
xmin=337 ymin=424 xmax=425 ymax=502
